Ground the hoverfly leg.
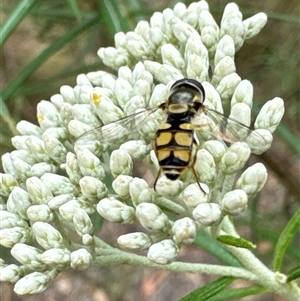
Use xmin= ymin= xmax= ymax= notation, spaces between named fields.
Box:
xmin=153 ymin=169 xmax=162 ymax=191
xmin=190 ymin=166 xmax=207 ymax=194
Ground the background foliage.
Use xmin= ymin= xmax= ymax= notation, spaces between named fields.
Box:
xmin=1 ymin=0 xmax=299 ymax=300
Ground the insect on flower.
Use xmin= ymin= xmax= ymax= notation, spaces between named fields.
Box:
xmin=76 ymin=78 xmax=266 ymax=192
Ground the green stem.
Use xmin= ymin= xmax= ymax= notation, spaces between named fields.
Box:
xmin=94 ymin=248 xmax=256 ymax=280
xmin=222 ymin=217 xmax=300 ymax=300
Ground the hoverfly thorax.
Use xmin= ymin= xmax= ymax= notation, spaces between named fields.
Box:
xmin=167 ymin=78 xmax=205 ymax=117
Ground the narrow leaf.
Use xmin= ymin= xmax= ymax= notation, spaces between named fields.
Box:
xmin=0 ymin=0 xmax=37 ymax=45
xmin=2 ymin=16 xmax=100 ymax=102
xmin=217 ymin=235 xmax=256 ymax=249
xmin=207 ymin=286 xmax=268 ymax=301
xmin=180 ymin=277 xmax=235 ymax=301
xmin=273 ymin=207 xmax=300 ymax=271
xmin=287 ymin=265 xmax=300 ymax=282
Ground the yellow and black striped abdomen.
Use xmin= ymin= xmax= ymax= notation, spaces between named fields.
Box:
xmin=154 ymin=120 xmax=196 ymax=181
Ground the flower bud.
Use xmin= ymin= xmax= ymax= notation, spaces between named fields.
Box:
xmin=236 ymin=163 xmax=268 ymax=197
xmin=79 ymin=176 xmax=108 ymax=201
xmin=220 ymin=3 xmax=244 ymax=50
xmin=147 ymin=239 xmax=179 ymax=264
xmin=194 ymin=149 xmax=216 ymax=185
xmin=161 ymin=43 xmax=185 ymax=72
xmin=118 ymin=232 xmax=152 ymax=250
xmin=97 ymin=198 xmax=135 ymax=224
xmin=214 ymin=35 xmax=235 ymax=66
xmin=77 ymin=148 xmax=105 ymax=179
xmin=221 ymin=142 xmax=250 ymax=174
xmin=148 ymin=84 xmax=168 ymax=108
xmin=25 ymin=136 xmax=50 ymax=162
xmin=0 ymin=264 xmax=22 ymax=283
xmin=243 ymin=13 xmax=267 ymax=40
xmin=199 ymin=10 xmax=219 ymax=32
xmin=255 ymin=97 xmax=285 ymax=133
xmin=40 ymin=248 xmax=70 ymax=267
xmin=50 ymin=93 xmax=64 ymax=109
xmin=65 ymin=152 xmax=82 ymax=184
xmin=154 ymin=176 xmax=183 ymax=199
xmin=124 ymin=89 xmax=150 ymax=115
xmin=26 ymin=177 xmax=53 ymax=204
xmin=92 ymin=92 xmax=124 ymax=124
xmin=2 ymin=153 xmax=16 ymax=176
xmin=11 ymin=243 xmax=42 ymax=268
xmin=37 ymin=100 xmax=61 ymax=131
xmin=73 ymin=209 xmax=94 ymax=236
xmin=60 ymin=85 xmax=76 ymax=104
xmin=172 ymin=217 xmax=197 ymax=244
xmin=129 ymin=177 xmax=153 ymax=205
xmin=82 ymin=234 xmax=94 ymax=245
xmin=59 ymin=199 xmax=93 ymax=221
xmin=29 ymin=162 xmax=57 ymax=178
xmin=72 ymin=104 xmax=100 ymax=127
xmin=144 ymin=61 xmax=183 ymax=84
xmin=114 ymin=78 xmax=132 ymax=109
xmin=13 ymin=159 xmax=32 ymax=183
xmin=216 ymin=73 xmax=241 ymax=102
xmin=178 ymin=183 xmax=209 ymax=209
xmin=48 ymin=194 xmax=73 ymax=210
xmin=120 ymin=140 xmax=149 ymax=159
xmin=193 ymin=203 xmax=222 ymax=226
xmin=76 ymin=74 xmax=93 ymax=87
xmin=43 ymin=136 xmax=67 ymax=164
xmin=6 ymin=187 xmax=31 ymax=219
xmin=212 ymin=56 xmax=236 ymax=87
xmin=112 ymin=175 xmax=133 ymax=198
xmin=27 ymin=204 xmax=53 ymax=222
xmin=70 ymin=248 xmax=93 ymax=270
xmin=98 ymin=47 xmax=129 ymax=70
xmin=186 ymin=53 xmax=209 ymax=81
xmin=16 ymin=120 xmax=42 ymax=136
xmin=0 ymin=227 xmax=30 ymax=248
xmin=204 ymin=140 xmax=226 ymax=162
xmin=0 ymin=211 xmax=28 ymax=229
xmin=14 ymin=271 xmax=52 ymax=295
xmin=231 ymin=79 xmax=253 ymax=108
xmin=230 ymin=103 xmax=251 ymax=128
xmin=110 ymin=149 xmax=133 ymax=177
xmin=125 ymin=31 xmax=149 ymax=59
xmin=32 ymin=222 xmax=65 ymax=249
xmin=221 ymin=189 xmax=248 ymax=215
xmin=40 ymin=173 xmax=76 ymax=195
xmin=68 ymin=119 xmax=94 ymax=139
xmin=201 ymin=26 xmax=218 ymax=59
xmin=136 ymin=203 xmax=171 ymax=233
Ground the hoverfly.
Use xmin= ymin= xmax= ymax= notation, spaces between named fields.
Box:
xmin=76 ymin=78 xmax=266 ymax=192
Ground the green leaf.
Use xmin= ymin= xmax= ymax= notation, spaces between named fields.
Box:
xmin=273 ymin=207 xmax=300 ymax=271
xmin=206 ymin=286 xmax=268 ymax=301
xmin=2 ymin=15 xmax=100 ymax=103
xmin=217 ymin=235 xmax=256 ymax=249
xmin=287 ymin=265 xmax=300 ymax=282
xmin=195 ymin=230 xmax=242 ymax=267
xmin=0 ymin=0 xmax=37 ymax=46
xmin=180 ymin=277 xmax=235 ymax=301
xmin=100 ymin=0 xmax=131 ymax=34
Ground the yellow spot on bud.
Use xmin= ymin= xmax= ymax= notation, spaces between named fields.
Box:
xmin=38 ymin=114 xmax=44 ymax=122
xmin=92 ymin=93 xmax=101 ymax=106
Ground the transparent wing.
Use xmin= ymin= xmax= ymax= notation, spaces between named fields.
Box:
xmin=192 ymin=105 xmax=267 ymax=150
xmin=75 ymin=106 xmax=165 ymax=148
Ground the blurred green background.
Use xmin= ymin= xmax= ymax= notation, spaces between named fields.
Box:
xmin=1 ymin=0 xmax=299 ymax=300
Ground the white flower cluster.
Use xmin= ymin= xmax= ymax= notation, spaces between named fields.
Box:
xmin=0 ymin=1 xmax=285 ymax=294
